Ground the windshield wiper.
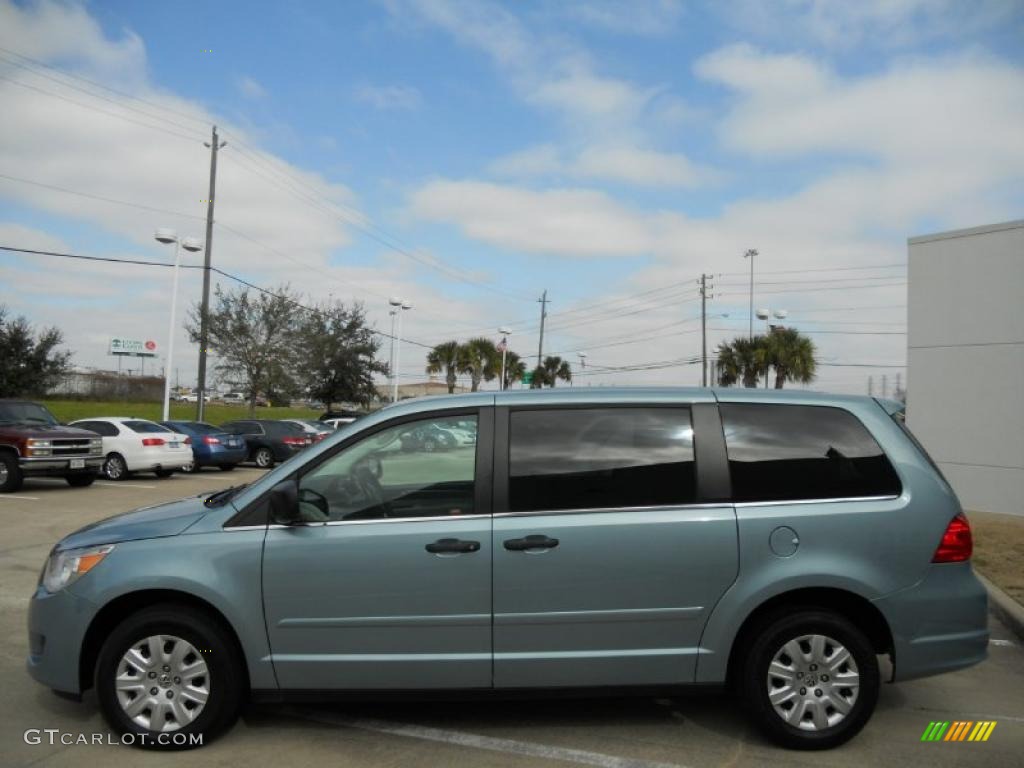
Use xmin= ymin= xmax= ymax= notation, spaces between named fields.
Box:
xmin=204 ymin=484 xmax=249 ymax=507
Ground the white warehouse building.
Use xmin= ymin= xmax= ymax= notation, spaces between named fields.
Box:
xmin=906 ymin=219 xmax=1024 ymax=516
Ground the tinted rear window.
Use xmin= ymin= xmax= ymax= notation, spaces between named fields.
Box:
xmin=509 ymin=408 xmax=696 ymax=512
xmin=124 ymin=420 xmax=171 ymax=434
xmin=720 ymin=404 xmax=901 ymax=503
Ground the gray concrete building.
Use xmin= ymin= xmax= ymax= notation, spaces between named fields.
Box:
xmin=907 ymin=219 xmax=1024 ymax=516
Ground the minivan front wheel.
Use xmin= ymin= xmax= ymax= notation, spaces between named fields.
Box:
xmin=96 ymin=605 xmax=244 ymax=749
xmin=253 ymin=447 xmax=274 ymax=468
xmin=740 ymin=610 xmax=879 ymax=750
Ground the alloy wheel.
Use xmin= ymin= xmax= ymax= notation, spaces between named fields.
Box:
xmin=104 ymin=455 xmax=125 ymax=480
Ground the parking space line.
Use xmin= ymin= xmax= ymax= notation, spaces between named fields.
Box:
xmin=95 ymin=482 xmax=157 ymax=489
xmin=0 ymin=495 xmax=40 ymax=500
xmin=285 ymin=710 xmax=688 ymax=768
xmin=990 ymin=638 xmax=1016 ymax=647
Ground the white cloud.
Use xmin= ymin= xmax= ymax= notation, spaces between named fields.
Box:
xmin=236 ymin=75 xmax=267 ymax=99
xmin=490 ymin=143 xmax=718 ymax=188
xmin=721 ymin=0 xmax=1021 ymax=49
xmin=354 ymin=83 xmax=422 ymax=110
xmin=392 ymin=0 xmax=714 ymax=187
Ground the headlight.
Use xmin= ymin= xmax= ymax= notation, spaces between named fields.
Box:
xmin=41 ymin=545 xmax=114 ymax=593
xmin=28 ymin=439 xmax=52 ymax=448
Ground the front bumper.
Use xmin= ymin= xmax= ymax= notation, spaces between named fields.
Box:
xmin=27 ymin=585 xmax=97 ymax=695
xmin=19 ymin=456 xmax=103 ymax=476
xmin=874 ymin=562 xmax=989 ymax=682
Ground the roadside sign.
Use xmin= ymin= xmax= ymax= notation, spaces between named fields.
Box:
xmin=109 ymin=337 xmax=158 ymax=357
xmin=522 ymin=371 xmax=533 ymax=385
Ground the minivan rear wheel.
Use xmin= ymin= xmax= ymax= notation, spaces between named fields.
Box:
xmin=740 ymin=610 xmax=879 ymax=750
xmin=95 ymin=604 xmax=244 ymax=749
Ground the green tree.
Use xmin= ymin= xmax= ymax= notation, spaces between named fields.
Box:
xmin=299 ymin=301 xmax=387 ymax=409
xmin=715 ymin=336 xmax=764 ymax=388
xmin=530 ymin=355 xmax=572 ymax=388
xmin=458 ymin=337 xmax=500 ymax=392
xmin=761 ymin=327 xmax=818 ymax=389
xmin=187 ymin=284 xmax=303 ymax=416
xmin=425 ymin=340 xmax=462 ymax=394
xmin=0 ymin=305 xmax=72 ymax=397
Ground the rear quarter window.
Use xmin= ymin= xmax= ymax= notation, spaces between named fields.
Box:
xmin=720 ymin=403 xmax=901 ymax=503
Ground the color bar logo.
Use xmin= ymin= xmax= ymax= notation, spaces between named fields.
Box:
xmin=921 ymin=721 xmax=997 ymax=742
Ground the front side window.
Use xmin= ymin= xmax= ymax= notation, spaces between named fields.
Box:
xmin=297 ymin=414 xmax=478 ymax=522
xmin=509 ymin=408 xmax=696 ymax=513
xmin=720 ymin=404 xmax=901 ymax=503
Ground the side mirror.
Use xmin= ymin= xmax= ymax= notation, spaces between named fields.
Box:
xmin=269 ymin=479 xmax=299 ymax=525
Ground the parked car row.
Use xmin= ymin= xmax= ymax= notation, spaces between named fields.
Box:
xmin=0 ymin=398 xmax=376 ymax=490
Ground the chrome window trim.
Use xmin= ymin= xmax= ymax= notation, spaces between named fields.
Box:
xmin=732 ymin=494 xmax=901 ymax=508
xmin=494 ymin=502 xmax=733 ymax=519
xmin=270 ymin=512 xmax=492 ymax=529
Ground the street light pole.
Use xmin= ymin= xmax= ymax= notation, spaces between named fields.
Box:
xmin=389 ymin=298 xmax=411 ymax=402
xmin=498 ymin=327 xmax=511 ymax=391
xmin=155 ymin=229 xmax=202 ymax=422
xmin=388 ymin=308 xmax=397 ymax=397
xmin=743 ymin=249 xmax=758 ymax=340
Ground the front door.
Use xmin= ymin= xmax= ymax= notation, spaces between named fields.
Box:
xmin=492 ymin=404 xmax=738 ymax=688
xmin=262 ymin=408 xmax=493 ymax=690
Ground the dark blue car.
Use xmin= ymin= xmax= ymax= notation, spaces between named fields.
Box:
xmin=159 ymin=421 xmax=248 ymax=473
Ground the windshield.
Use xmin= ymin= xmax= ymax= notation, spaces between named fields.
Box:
xmin=0 ymin=402 xmax=59 ymax=426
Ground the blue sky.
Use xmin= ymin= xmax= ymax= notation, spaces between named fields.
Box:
xmin=1 ymin=0 xmax=1023 ymax=391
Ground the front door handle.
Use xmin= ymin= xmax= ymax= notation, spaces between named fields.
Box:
xmin=425 ymin=538 xmax=480 ymax=554
xmin=503 ymin=535 xmax=560 ymax=551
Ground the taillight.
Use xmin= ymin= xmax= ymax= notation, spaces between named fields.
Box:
xmin=202 ymin=436 xmax=220 ymax=445
xmin=932 ymin=512 xmax=973 ymax=563
xmin=183 ymin=437 xmax=192 ymax=445
xmin=141 ymin=438 xmax=165 ymax=447
xmin=282 ymin=436 xmax=305 ymax=446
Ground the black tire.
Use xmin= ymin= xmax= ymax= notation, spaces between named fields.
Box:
xmin=95 ymin=604 xmax=245 ymax=750
xmin=218 ymin=464 xmax=237 ymax=472
xmin=154 ymin=469 xmax=175 ymax=478
xmin=0 ymin=452 xmax=24 ymax=493
xmin=739 ymin=609 xmax=879 ymax=750
xmin=65 ymin=474 xmax=96 ymax=488
xmin=103 ymin=453 xmax=128 ymax=481
xmin=253 ymin=447 xmax=274 ymax=469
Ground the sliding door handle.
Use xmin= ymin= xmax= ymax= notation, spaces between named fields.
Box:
xmin=503 ymin=535 xmax=559 ymax=551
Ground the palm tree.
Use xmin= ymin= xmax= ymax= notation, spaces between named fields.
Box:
xmin=458 ymin=337 xmax=500 ymax=392
xmin=762 ymin=328 xmax=817 ymax=389
xmin=425 ymin=340 xmax=462 ymax=394
xmin=502 ymin=350 xmax=527 ymax=389
xmin=541 ymin=355 xmax=572 ymax=388
xmin=715 ymin=337 xmax=764 ymax=388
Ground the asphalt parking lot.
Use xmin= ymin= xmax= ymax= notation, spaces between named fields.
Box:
xmin=1 ymin=471 xmax=1022 ymax=767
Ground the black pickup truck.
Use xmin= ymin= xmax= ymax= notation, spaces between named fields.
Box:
xmin=0 ymin=400 xmax=104 ymax=492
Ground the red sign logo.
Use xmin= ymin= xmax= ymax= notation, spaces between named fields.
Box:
xmin=145 ymin=340 xmax=156 ymax=351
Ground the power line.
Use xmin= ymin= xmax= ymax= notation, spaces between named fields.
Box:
xmin=0 ymin=76 xmax=203 ymax=143
xmin=717 ymin=262 xmax=906 ymax=277
xmin=0 ymin=244 xmax=437 ymax=349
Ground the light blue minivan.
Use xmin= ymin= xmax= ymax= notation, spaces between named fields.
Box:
xmin=27 ymin=389 xmax=988 ymax=750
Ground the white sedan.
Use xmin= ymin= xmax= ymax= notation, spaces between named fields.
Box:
xmin=68 ymin=417 xmax=193 ymax=480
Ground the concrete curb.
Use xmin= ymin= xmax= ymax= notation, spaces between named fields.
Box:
xmin=976 ymin=571 xmax=1024 ymax=642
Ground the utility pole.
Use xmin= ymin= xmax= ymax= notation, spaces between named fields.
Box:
xmin=536 ymin=290 xmax=549 ymax=367
xmin=868 ymin=375 xmax=874 ymax=396
xmin=196 ymin=125 xmax=225 ymax=421
xmin=700 ymin=274 xmax=713 ymax=386
xmin=882 ymin=374 xmax=888 ymax=399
